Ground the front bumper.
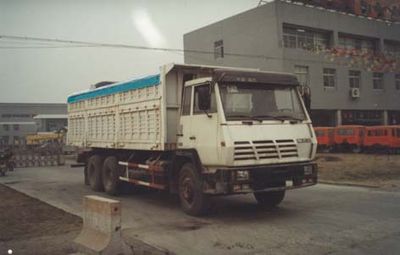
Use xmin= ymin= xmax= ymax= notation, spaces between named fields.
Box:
xmin=203 ymin=162 xmax=318 ymax=195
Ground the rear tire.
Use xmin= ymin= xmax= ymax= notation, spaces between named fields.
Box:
xmin=102 ymin=156 xmax=123 ymax=196
xmin=254 ymin=190 xmax=285 ymax=208
xmin=178 ymin=163 xmax=209 ymax=216
xmin=84 ymin=165 xmax=89 ymax=185
xmin=87 ymin=155 xmax=104 ymax=192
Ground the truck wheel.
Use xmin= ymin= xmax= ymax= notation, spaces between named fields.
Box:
xmin=254 ymin=190 xmax=285 ymax=208
xmin=87 ymin=155 xmax=104 ymax=192
xmin=178 ymin=163 xmax=209 ymax=216
xmin=102 ymin=156 xmax=123 ymax=196
xmin=84 ymin=165 xmax=89 ymax=185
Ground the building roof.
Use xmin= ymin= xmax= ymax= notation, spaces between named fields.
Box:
xmin=33 ymin=114 xmax=68 ymax=119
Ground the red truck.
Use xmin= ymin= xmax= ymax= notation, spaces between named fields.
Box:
xmin=363 ymin=125 xmax=400 ymax=153
xmin=334 ymin=125 xmax=365 ymax=153
xmin=314 ymin=127 xmax=335 ymax=152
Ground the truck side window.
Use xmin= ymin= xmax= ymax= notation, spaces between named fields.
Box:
xmin=182 ymin=86 xmax=192 ymax=116
xmin=193 ymin=84 xmax=217 ymax=114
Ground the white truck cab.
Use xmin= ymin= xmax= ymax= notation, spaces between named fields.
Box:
xmin=179 ymin=71 xmax=316 ymax=169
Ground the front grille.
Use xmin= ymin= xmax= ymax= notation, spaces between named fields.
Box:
xmin=234 ymin=139 xmax=298 ymax=161
xmin=276 ymin=139 xmax=298 ymax=158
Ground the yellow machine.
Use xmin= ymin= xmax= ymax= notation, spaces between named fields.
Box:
xmin=25 ymin=132 xmax=65 ymax=146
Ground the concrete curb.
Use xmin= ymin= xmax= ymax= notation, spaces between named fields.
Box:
xmin=319 ymin=180 xmax=380 ymax=189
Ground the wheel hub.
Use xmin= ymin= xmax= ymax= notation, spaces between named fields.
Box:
xmin=181 ymin=177 xmax=194 ymax=204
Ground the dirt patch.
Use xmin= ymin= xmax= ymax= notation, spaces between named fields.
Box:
xmin=316 ymin=153 xmax=400 ymax=189
xmin=0 ymin=184 xmax=82 ymax=255
xmin=165 ymin=219 xmax=211 ymax=232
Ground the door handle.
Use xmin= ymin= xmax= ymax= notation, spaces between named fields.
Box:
xmin=189 ymin=136 xmax=196 ymax=140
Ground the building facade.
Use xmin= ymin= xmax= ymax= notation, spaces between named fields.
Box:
xmin=183 ymin=0 xmax=400 ymax=127
xmin=0 ymin=103 xmax=67 ymax=147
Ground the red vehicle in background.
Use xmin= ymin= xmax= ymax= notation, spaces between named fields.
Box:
xmin=334 ymin=125 xmax=365 ymax=153
xmin=314 ymin=127 xmax=335 ymax=152
xmin=363 ymin=125 xmax=400 ymax=153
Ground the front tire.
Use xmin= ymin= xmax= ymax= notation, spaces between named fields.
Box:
xmin=178 ymin=163 xmax=209 ymax=216
xmin=87 ymin=155 xmax=104 ymax=192
xmin=102 ymin=156 xmax=123 ymax=196
xmin=254 ymin=190 xmax=285 ymax=208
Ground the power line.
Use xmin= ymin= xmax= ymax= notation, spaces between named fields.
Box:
xmin=0 ymin=45 xmax=99 ymax=49
xmin=0 ymin=34 xmax=272 ymax=60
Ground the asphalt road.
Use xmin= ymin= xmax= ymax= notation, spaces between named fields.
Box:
xmin=1 ymin=165 xmax=400 ymax=255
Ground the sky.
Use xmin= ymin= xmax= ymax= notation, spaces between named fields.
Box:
xmin=0 ymin=0 xmax=262 ymax=103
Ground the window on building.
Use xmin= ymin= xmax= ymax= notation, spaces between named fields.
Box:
xmin=373 ymin=73 xmax=384 ymax=90
xmin=323 ymin=68 xmax=336 ymax=88
xmin=385 ymin=40 xmax=400 ymax=57
xmin=283 ymin=25 xmax=330 ymax=51
xmin=13 ymin=124 xmax=19 ymax=131
xmin=193 ymin=84 xmax=217 ymax=114
xmin=294 ymin=66 xmax=309 ymax=87
xmin=339 ymin=35 xmax=377 ymax=51
xmin=214 ymin=40 xmax=224 ymax=59
xmin=13 ymin=136 xmax=19 ymax=145
xmin=396 ymin=74 xmax=400 ymax=90
xmin=1 ymin=136 xmax=9 ymax=145
xmin=3 ymin=124 xmax=9 ymax=131
xmin=349 ymin=70 xmax=361 ymax=88
xmin=1 ymin=113 xmax=31 ymax=118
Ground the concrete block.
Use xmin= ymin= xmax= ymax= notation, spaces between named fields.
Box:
xmin=73 ymin=195 xmax=132 ymax=255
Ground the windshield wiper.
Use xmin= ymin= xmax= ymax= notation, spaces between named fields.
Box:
xmin=226 ymin=114 xmax=263 ymax=122
xmin=252 ymin=114 xmax=286 ymax=122
xmin=273 ymin=115 xmax=304 ymax=122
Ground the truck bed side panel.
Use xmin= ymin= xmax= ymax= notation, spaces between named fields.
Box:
xmin=67 ymin=75 xmax=165 ymax=150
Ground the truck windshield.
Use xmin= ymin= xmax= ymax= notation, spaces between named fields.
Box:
xmin=219 ymin=82 xmax=306 ymax=121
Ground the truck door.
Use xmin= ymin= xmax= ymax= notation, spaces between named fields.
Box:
xmin=178 ymin=85 xmax=193 ymax=148
xmin=178 ymin=82 xmax=219 ymax=165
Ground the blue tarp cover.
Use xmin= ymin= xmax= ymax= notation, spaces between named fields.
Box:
xmin=67 ymin=74 xmax=160 ymax=104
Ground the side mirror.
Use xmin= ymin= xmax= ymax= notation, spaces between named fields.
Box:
xmin=197 ymin=85 xmax=211 ymax=111
xmin=299 ymin=86 xmax=311 ymax=113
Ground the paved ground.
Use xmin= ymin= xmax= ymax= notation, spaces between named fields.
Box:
xmin=1 ymin=165 xmax=400 ymax=255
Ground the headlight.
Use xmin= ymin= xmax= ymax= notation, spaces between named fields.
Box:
xmin=304 ymin=165 xmax=313 ymax=176
xmin=236 ymin=170 xmax=249 ymax=181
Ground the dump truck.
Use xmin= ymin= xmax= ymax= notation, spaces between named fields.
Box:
xmin=67 ymin=63 xmax=318 ymax=215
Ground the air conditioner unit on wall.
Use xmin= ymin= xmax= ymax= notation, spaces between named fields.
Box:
xmin=350 ymin=88 xmax=360 ymax=98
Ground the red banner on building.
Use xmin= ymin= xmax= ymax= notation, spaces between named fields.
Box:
xmin=293 ymin=0 xmax=400 ymax=22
